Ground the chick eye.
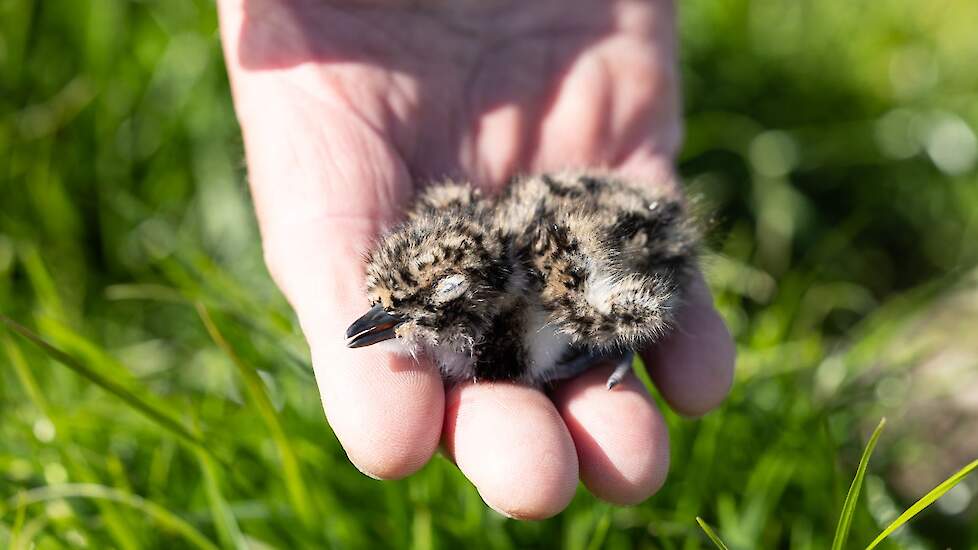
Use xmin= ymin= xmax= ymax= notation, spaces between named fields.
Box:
xmin=433 ymin=274 xmax=468 ymax=304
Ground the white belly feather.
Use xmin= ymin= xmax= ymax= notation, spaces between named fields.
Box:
xmin=521 ymin=305 xmax=574 ymax=384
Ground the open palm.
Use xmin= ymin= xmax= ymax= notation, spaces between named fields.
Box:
xmin=218 ymin=0 xmax=734 ymax=518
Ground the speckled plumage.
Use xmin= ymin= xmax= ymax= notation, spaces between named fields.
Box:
xmin=346 ymin=172 xmax=699 ymax=389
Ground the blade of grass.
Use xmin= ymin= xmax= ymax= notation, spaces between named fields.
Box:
xmin=0 ymin=314 xmax=208 ymax=453
xmin=11 ymin=516 xmax=50 ymax=550
xmin=830 ymin=418 xmax=886 ymax=550
xmin=9 ymin=493 xmax=26 ymax=549
xmin=18 ymin=242 xmax=66 ymax=321
xmin=4 ymin=484 xmax=219 ymax=550
xmin=196 ymin=303 xmax=315 ymax=529
xmin=585 ymin=506 xmax=612 ymax=550
xmin=194 ymin=447 xmax=247 ymax=550
xmin=2 ymin=333 xmax=52 ymax=413
xmin=864 ymin=457 xmax=978 ymax=550
xmin=696 ymin=517 xmax=731 ymax=550
xmin=411 ymin=507 xmax=433 ymax=550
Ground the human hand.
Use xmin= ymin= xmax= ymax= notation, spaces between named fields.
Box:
xmin=217 ymin=0 xmax=734 ymax=518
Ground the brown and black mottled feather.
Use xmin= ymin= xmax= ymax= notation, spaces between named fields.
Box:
xmin=351 ymin=172 xmax=699 ymax=388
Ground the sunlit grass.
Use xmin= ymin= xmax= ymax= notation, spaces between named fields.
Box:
xmin=865 ymin=459 xmax=978 ymax=550
xmin=4 ymin=484 xmax=219 ymax=550
xmin=698 ymin=421 xmax=978 ymax=550
xmin=696 ymin=517 xmax=730 ymax=550
xmin=832 ymin=418 xmax=887 ymax=550
xmin=2 ymin=0 xmax=977 ymax=547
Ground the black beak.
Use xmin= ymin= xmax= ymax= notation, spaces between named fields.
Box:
xmin=346 ymin=304 xmax=404 ymax=348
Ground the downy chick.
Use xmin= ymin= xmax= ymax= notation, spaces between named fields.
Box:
xmin=345 ymin=172 xmax=699 ymax=389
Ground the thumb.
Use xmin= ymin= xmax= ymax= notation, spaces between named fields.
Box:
xmin=219 ymin=2 xmax=445 ymax=478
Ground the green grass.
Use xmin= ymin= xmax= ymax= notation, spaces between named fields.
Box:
xmin=699 ymin=421 xmax=977 ymax=550
xmin=696 ymin=518 xmax=730 ymax=550
xmin=832 ymin=419 xmax=887 ymax=550
xmin=2 ymin=0 xmax=978 ymax=548
xmin=865 ymin=459 xmax=978 ymax=550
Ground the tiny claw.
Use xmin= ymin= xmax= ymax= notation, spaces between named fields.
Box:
xmin=605 ymin=351 xmax=634 ymax=391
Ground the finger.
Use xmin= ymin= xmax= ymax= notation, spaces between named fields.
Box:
xmin=218 ymin=3 xmax=445 ymax=479
xmin=641 ymin=272 xmax=735 ymax=417
xmin=296 ymin=223 xmax=445 ymax=480
xmin=532 ymin=0 xmax=681 ymax=172
xmin=552 ymin=363 xmax=669 ymax=505
xmin=443 ymin=382 xmax=579 ymax=520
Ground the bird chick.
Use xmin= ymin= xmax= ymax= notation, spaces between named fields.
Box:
xmin=345 ymin=172 xmax=699 ymax=389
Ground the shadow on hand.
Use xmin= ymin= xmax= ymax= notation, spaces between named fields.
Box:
xmin=231 ymin=0 xmax=620 ymax=182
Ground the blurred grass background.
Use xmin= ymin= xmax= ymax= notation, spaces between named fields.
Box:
xmin=2 ymin=0 xmax=977 ymax=548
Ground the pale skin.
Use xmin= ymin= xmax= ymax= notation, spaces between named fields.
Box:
xmin=217 ymin=0 xmax=735 ymax=518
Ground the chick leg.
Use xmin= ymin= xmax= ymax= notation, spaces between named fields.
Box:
xmin=553 ymin=350 xmax=634 ymax=390
xmin=605 ymin=351 xmax=634 ymax=390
